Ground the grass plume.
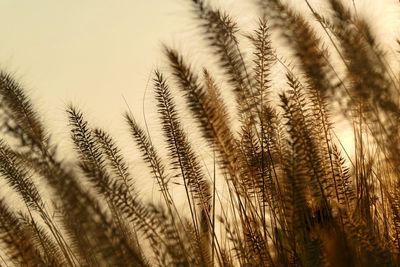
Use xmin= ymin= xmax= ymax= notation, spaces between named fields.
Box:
xmin=0 ymin=0 xmax=399 ymax=266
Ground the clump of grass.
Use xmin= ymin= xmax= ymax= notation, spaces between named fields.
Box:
xmin=0 ymin=0 xmax=399 ymax=266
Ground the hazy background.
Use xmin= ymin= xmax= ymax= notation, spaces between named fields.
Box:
xmin=0 ymin=0 xmax=399 ymax=161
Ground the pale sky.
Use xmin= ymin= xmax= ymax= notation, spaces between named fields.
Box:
xmin=0 ymin=0 xmax=399 ymax=158
xmin=0 ymin=1 xmax=187 ymax=145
